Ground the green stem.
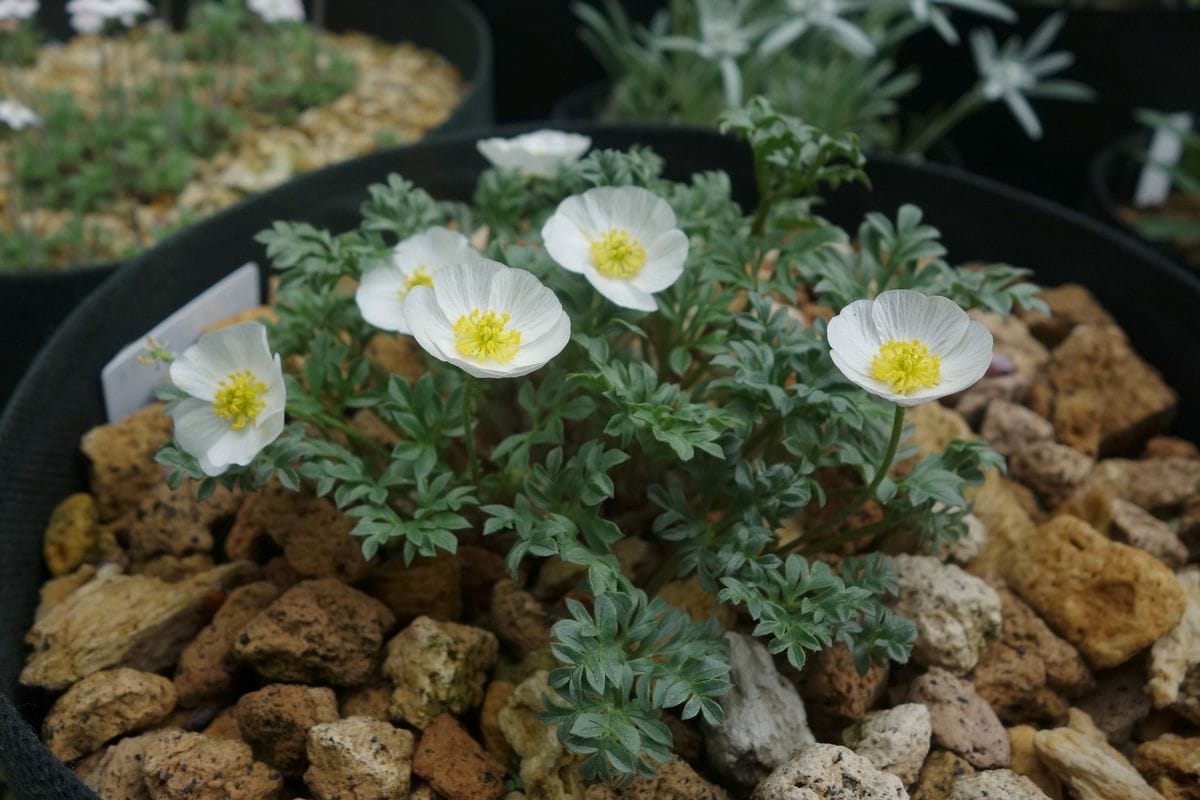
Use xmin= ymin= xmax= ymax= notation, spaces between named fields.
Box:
xmin=796 ymin=505 xmax=921 ymax=558
xmin=785 ymin=404 xmax=906 ymax=554
xmin=292 ymin=409 xmax=389 ymax=463
xmin=751 ymin=189 xmax=773 ymax=236
xmin=644 ymin=549 xmax=683 ymax=597
xmin=462 ymin=376 xmax=480 ymax=486
xmin=901 ymin=88 xmax=985 ymax=158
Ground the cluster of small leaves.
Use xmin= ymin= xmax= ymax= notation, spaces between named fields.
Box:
xmin=721 ymin=97 xmax=868 ymax=214
xmin=544 ymin=591 xmax=730 ymax=778
xmin=159 ymin=106 xmax=1034 ymax=781
xmin=793 ymin=203 xmax=1049 ymax=315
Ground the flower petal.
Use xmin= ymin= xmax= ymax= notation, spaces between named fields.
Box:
xmin=826 ymin=298 xmax=881 ymax=375
xmin=170 ymin=322 xmax=274 ymax=401
xmin=583 ymin=267 xmax=658 ymax=311
xmin=356 ymin=265 xmax=410 ymax=333
xmin=935 ymin=320 xmax=994 ymax=394
xmin=432 ymin=260 xmax=505 ymax=322
xmin=172 ymin=398 xmax=231 ymax=476
xmin=542 ymin=195 xmax=595 ymax=275
xmin=631 ymin=229 xmax=689 ymax=293
xmin=871 ymin=290 xmax=972 ymax=356
xmin=487 ymin=267 xmax=565 ymax=343
xmin=402 ymin=285 xmax=455 ymax=364
xmin=506 ymin=311 xmax=571 ymax=375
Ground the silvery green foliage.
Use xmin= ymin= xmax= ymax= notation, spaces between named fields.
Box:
xmin=574 ymin=0 xmax=1088 ymax=154
xmin=160 ymin=102 xmax=1035 ymax=780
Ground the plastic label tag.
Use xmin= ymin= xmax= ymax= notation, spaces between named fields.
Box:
xmin=101 ymin=263 xmax=261 ymax=422
xmin=1134 ymin=112 xmax=1193 ymax=209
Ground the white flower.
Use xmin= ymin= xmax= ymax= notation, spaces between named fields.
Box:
xmin=826 ymin=290 xmax=992 ymax=406
xmin=541 ymin=186 xmax=689 ymax=312
xmin=758 ymin=0 xmax=875 ymax=59
xmin=907 ymin=0 xmax=1014 ymax=45
xmin=169 ymin=322 xmax=286 ymax=476
xmin=970 ymin=13 xmax=1092 ymax=140
xmin=355 ymin=226 xmax=486 ymax=335
xmin=248 ymin=0 xmax=305 ymax=24
xmin=402 ymin=260 xmax=570 ymax=379
xmin=476 ymin=130 xmax=592 ymax=178
xmin=0 ymin=0 xmax=38 ymax=23
xmin=67 ymin=0 xmax=150 ymax=31
xmin=658 ymin=0 xmax=770 ymax=109
xmin=0 ymin=99 xmax=40 ymax=131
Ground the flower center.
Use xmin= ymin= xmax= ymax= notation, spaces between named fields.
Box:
xmin=398 ymin=267 xmax=433 ymax=299
xmin=453 ymin=309 xmax=521 ymax=363
xmin=871 ymin=339 xmax=941 ymax=395
xmin=212 ymin=370 xmax=268 ymax=430
xmin=589 ymin=228 xmax=646 ymax=279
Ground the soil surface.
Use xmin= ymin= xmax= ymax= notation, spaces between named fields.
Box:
xmin=17 ymin=283 xmax=1200 ymax=800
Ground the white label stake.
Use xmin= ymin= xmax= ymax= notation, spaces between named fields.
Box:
xmin=101 ymin=263 xmax=262 ymax=422
xmin=1134 ymin=112 xmax=1193 ymax=209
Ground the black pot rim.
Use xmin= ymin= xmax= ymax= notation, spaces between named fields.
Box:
xmin=3 ymin=121 xmax=1198 ymax=797
xmin=2 ymin=0 xmax=493 ymax=278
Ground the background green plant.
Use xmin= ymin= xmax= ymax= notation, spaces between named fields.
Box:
xmin=0 ymin=0 xmax=357 ymax=270
xmin=1133 ymin=108 xmax=1200 ymax=243
xmin=575 ymin=0 xmax=1090 ymax=155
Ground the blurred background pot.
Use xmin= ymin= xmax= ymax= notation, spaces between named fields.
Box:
xmin=1 ymin=0 xmax=493 ymax=411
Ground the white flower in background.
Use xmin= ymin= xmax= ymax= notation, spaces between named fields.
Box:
xmin=67 ymin=0 xmax=151 ymax=32
xmin=356 ymin=226 xmax=486 ymax=335
xmin=0 ymin=0 xmax=39 ymax=23
xmin=403 ymin=260 xmax=571 ymax=379
xmin=970 ymin=12 xmax=1093 ymax=139
xmin=759 ymin=0 xmax=875 ymax=59
xmin=476 ymin=130 xmax=592 ymax=178
xmin=169 ymin=322 xmax=286 ymax=476
xmin=248 ymin=0 xmax=305 ymax=24
xmin=658 ymin=0 xmax=770 ymax=109
xmin=542 ymin=186 xmax=688 ymax=312
xmin=907 ymin=0 xmax=1014 ymax=45
xmin=0 ymin=99 xmax=40 ymax=131
xmin=827 ymin=290 xmax=992 ymax=406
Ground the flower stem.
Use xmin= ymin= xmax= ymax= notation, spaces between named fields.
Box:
xmin=751 ymin=189 xmax=774 ymax=236
xmin=462 ymin=376 xmax=480 ymax=486
xmin=644 ymin=550 xmax=683 ymax=597
xmin=901 ymin=88 xmax=985 ymax=158
xmin=783 ymin=404 xmax=906 ymax=554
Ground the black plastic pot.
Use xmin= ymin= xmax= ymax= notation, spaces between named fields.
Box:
xmin=900 ymin=4 xmax=1200 ymax=206
xmin=2 ymin=124 xmax=1199 ymax=797
xmin=1 ymin=0 xmax=492 ymax=412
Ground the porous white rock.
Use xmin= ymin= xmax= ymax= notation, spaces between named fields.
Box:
xmin=751 ymin=743 xmax=907 ymax=800
xmin=706 ymin=632 xmax=815 ymax=788
xmin=843 ymin=703 xmax=931 ymax=787
xmin=889 ymin=555 xmax=1002 ymax=675
xmin=949 ymin=769 xmax=1050 ymax=799
xmin=1148 ymin=566 xmax=1200 ymax=724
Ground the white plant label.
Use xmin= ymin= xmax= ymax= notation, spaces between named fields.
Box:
xmin=1134 ymin=112 xmax=1193 ymax=209
xmin=101 ymin=263 xmax=262 ymax=422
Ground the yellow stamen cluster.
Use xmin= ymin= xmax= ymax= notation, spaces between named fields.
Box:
xmin=871 ymin=339 xmax=941 ymax=395
xmin=453 ymin=309 xmax=521 ymax=363
xmin=398 ymin=267 xmax=434 ymax=299
xmin=589 ymin=228 xmax=646 ymax=279
xmin=213 ymin=370 xmax=268 ymax=430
